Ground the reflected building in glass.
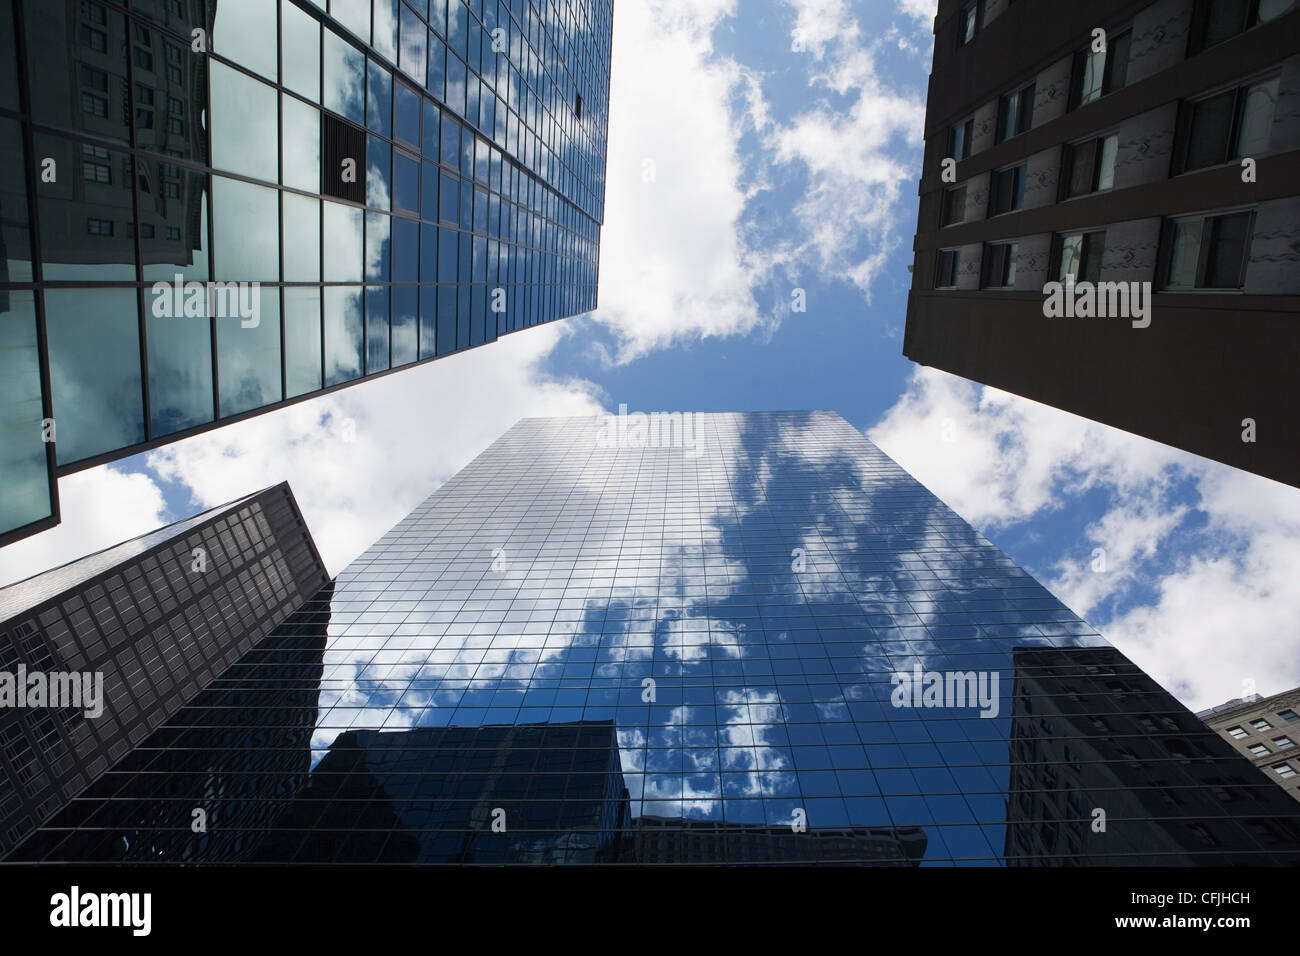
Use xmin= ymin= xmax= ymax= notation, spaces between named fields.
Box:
xmin=9 ymin=412 xmax=1300 ymax=865
xmin=0 ymin=0 xmax=613 ymax=544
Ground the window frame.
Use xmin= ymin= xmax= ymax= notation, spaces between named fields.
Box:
xmin=1158 ymin=208 xmax=1256 ymax=291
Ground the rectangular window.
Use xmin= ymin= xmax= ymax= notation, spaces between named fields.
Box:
xmin=1227 ymin=725 xmax=1248 ymax=738
xmin=1056 ymin=231 xmax=1105 ymax=283
xmin=1063 ymin=134 xmax=1119 ymax=198
xmin=80 ymin=65 xmax=108 ymax=91
xmin=958 ymin=1 xmax=981 ymax=47
xmin=981 ymin=241 xmax=1018 ymax=288
xmin=1074 ymin=30 xmax=1131 ymax=107
xmin=81 ymin=92 xmax=108 ymax=117
xmin=164 ymin=181 xmax=181 ymax=198
xmin=80 ymin=26 xmax=107 ymax=52
xmin=950 ymin=116 xmax=974 ymax=161
xmin=1190 ymin=0 xmax=1295 ymax=54
xmin=86 ymin=217 xmax=113 ymax=236
xmin=1281 ymin=709 xmax=1300 ymax=723
xmin=988 ymin=164 xmax=1026 ymax=216
xmin=1178 ymin=77 xmax=1279 ymax=172
xmin=136 ymin=84 xmax=155 ymax=105
xmin=997 ymin=83 xmax=1035 ymax=143
xmin=941 ymin=185 xmax=967 ymax=226
xmin=1273 ymin=762 xmax=1297 ymax=779
xmin=1249 ymin=743 xmax=1271 ymax=756
xmin=1162 ymin=210 xmax=1254 ymax=290
xmin=935 ymin=249 xmax=961 ymax=288
xmin=82 ymin=144 xmax=111 ymax=182
xmin=134 ymin=48 xmax=154 ymax=71
xmin=166 ymin=226 xmax=181 ymax=240
xmin=1275 ymin=736 xmax=1296 ymax=749
xmin=1253 ymin=718 xmax=1274 ymax=732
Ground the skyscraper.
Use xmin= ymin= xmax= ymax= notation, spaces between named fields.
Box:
xmin=9 ymin=412 xmax=1300 ymax=864
xmin=903 ymin=0 xmax=1300 ymax=487
xmin=0 ymin=0 xmax=613 ymax=544
xmin=0 ymin=481 xmax=327 ymax=857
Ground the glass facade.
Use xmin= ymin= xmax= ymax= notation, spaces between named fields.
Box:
xmin=0 ymin=0 xmax=612 ymax=543
xmin=0 ymin=482 xmax=328 ymax=857
xmin=10 ymin=412 xmax=1300 ymax=864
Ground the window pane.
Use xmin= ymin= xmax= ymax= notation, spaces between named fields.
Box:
xmin=1186 ymin=91 xmax=1235 ymax=170
xmin=399 ymin=4 xmax=427 ymax=83
xmin=419 ymin=285 xmax=437 ymax=359
xmin=1258 ymin=0 xmax=1295 ymax=21
xmin=331 ymin=0 xmax=371 ymax=41
xmin=282 ymin=0 xmax=321 ymax=101
xmin=367 ymin=60 xmax=392 ymax=137
xmin=368 ymin=135 xmax=392 ymax=209
xmin=45 ymin=288 xmax=144 ymax=463
xmin=1058 ymin=234 xmax=1084 ymax=282
xmin=211 ymin=62 xmax=278 ymax=182
xmin=394 ymin=151 xmax=420 ymax=213
xmin=392 ymin=286 xmax=419 ymax=366
xmin=1204 ymin=0 xmax=1250 ymax=48
xmin=146 ymin=292 xmax=213 ymax=437
xmin=282 ymin=96 xmax=322 ymax=192
xmin=217 ymin=288 xmax=281 ymax=416
xmin=1005 ymin=242 xmax=1018 ymax=286
xmin=0 ymin=119 xmax=32 ymax=281
xmin=324 ymin=286 xmax=364 ymax=385
xmin=212 ymin=177 xmax=279 ymax=281
xmin=0 ymin=291 xmax=53 ymax=530
xmin=373 ymin=0 xmax=399 ymax=61
xmin=392 ymin=217 xmax=419 ymax=282
xmin=1235 ymin=79 xmax=1279 ymax=158
xmin=324 ymin=201 xmax=364 ymax=282
xmin=1206 ymin=212 xmax=1251 ymax=288
xmin=1095 ymin=135 xmax=1118 ymax=190
xmin=1166 ymin=220 xmax=1203 ymax=288
xmin=423 ymin=99 xmax=441 ymax=158
xmin=36 ymin=134 xmax=135 ymax=280
xmin=284 ymin=287 xmax=323 ymax=398
xmin=143 ymin=171 xmax=210 ymax=281
xmin=365 ymin=286 xmax=390 ymax=373
xmin=366 ymin=211 xmax=391 ymax=281
xmin=395 ymin=83 xmax=421 ymax=147
xmin=213 ymin=0 xmax=277 ymax=80
xmin=1076 ymin=48 xmax=1097 ymax=105
xmin=284 ymin=193 xmax=321 ymax=281
xmin=323 ymin=29 xmax=365 ymax=124
xmin=1082 ymin=233 xmax=1104 ymax=283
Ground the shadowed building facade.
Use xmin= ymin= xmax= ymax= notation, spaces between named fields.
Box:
xmin=904 ymin=0 xmax=1300 ymax=486
xmin=0 ymin=482 xmax=326 ymax=858
xmin=7 ymin=412 xmax=1300 ymax=865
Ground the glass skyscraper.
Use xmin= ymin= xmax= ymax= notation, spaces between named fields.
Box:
xmin=9 ymin=411 xmax=1300 ymax=865
xmin=0 ymin=0 xmax=613 ymax=544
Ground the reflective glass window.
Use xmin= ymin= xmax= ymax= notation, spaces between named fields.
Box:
xmin=284 ymin=287 xmax=323 ymax=398
xmin=45 ymin=288 xmax=144 ymax=463
xmin=212 ymin=176 xmax=279 ymax=281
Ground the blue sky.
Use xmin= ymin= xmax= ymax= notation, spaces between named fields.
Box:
xmin=3 ymin=0 xmax=1297 ymax=713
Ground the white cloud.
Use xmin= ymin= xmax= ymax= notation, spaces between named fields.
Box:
xmin=767 ymin=0 xmax=928 ymax=303
xmin=869 ymin=367 xmax=1300 ymax=711
xmin=586 ymin=0 xmax=774 ymax=362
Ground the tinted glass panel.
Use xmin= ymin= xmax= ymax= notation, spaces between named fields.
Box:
xmin=365 ymin=285 xmax=390 ymax=373
xmin=45 ymin=288 xmax=144 ymax=463
xmin=217 ymin=288 xmax=281 ymax=416
xmin=210 ymin=61 xmax=278 ymax=182
xmin=324 ymin=285 xmax=363 ymax=385
xmin=213 ymin=176 xmax=279 ymax=281
xmin=0 ymin=291 xmax=53 ymax=530
xmin=284 ymin=287 xmax=323 ymax=398
xmin=146 ymin=297 xmax=213 ymax=437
